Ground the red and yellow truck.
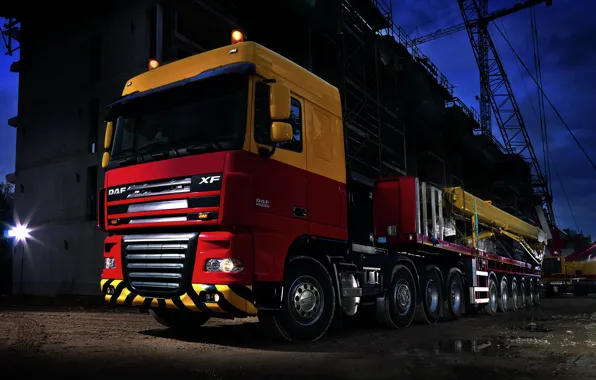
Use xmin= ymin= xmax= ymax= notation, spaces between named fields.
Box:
xmin=98 ymin=32 xmax=548 ymax=342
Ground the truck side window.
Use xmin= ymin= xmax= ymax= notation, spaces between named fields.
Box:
xmin=254 ymin=81 xmax=303 ymax=153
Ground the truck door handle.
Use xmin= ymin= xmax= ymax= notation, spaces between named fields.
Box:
xmin=293 ymin=207 xmax=307 ymax=218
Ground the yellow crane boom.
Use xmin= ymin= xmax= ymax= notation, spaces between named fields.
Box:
xmin=444 ymin=187 xmax=547 ymax=265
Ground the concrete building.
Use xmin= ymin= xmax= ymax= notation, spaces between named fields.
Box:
xmin=1 ymin=0 xmax=537 ymax=295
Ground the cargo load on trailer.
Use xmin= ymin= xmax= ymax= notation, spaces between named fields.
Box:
xmin=98 ymin=32 xmax=547 ymax=342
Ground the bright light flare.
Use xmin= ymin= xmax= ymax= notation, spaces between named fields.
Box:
xmin=148 ymin=59 xmax=160 ymax=70
xmin=231 ymin=29 xmax=244 ymax=44
xmin=7 ymin=224 xmax=31 ymax=241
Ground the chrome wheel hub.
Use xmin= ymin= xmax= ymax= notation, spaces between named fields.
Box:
xmin=290 ymin=276 xmax=324 ymax=326
xmin=395 ymin=282 xmax=412 ymax=315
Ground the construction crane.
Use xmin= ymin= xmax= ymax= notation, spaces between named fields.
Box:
xmin=1 ymin=17 xmax=20 ymax=56
xmin=412 ymin=1 xmax=557 ymax=246
xmin=410 ymin=0 xmax=552 ymax=46
xmin=456 ymin=0 xmax=556 ymax=243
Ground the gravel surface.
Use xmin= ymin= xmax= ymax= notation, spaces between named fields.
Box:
xmin=1 ymin=296 xmax=595 ymax=379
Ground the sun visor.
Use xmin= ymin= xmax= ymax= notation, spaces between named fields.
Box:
xmin=105 ymin=61 xmax=255 ymax=119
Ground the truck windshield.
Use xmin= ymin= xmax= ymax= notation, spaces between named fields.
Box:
xmin=108 ymin=75 xmax=248 ymax=166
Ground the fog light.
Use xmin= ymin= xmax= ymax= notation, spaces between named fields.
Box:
xmin=104 ymin=257 xmax=116 ymax=269
xmin=205 ymin=258 xmax=244 ymax=273
xmin=106 ymin=286 xmax=115 ymax=295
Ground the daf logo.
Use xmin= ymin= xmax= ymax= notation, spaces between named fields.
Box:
xmin=199 ymin=176 xmax=221 ymax=184
xmin=108 ymin=187 xmax=127 ymax=196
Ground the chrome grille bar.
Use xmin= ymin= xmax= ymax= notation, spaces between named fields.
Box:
xmin=123 ymin=233 xmax=194 ymax=294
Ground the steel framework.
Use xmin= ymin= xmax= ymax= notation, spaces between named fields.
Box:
xmin=457 ymin=0 xmax=555 ymax=232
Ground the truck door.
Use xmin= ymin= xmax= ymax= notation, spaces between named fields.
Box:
xmin=249 ymin=79 xmax=308 ymax=282
xmin=305 ymin=103 xmax=348 ymax=240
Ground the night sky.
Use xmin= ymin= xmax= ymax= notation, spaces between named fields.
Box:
xmin=0 ymin=0 xmax=594 ymax=238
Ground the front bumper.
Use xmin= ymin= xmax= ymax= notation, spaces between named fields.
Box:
xmin=101 ymin=279 xmax=258 ymax=316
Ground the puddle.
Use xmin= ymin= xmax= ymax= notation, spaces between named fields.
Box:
xmin=421 ymin=339 xmax=509 ymax=356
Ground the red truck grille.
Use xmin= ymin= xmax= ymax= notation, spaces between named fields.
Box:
xmin=122 ymin=233 xmax=198 ymax=296
xmin=105 ymin=174 xmax=222 ymax=228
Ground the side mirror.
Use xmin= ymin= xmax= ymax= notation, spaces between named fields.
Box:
xmin=104 ymin=121 xmax=114 ymax=149
xmin=271 ymin=122 xmax=293 ymax=143
xmin=270 ymin=82 xmax=291 ymax=120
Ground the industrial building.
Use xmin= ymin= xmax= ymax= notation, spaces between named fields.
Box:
xmin=1 ymin=0 xmax=537 ymax=296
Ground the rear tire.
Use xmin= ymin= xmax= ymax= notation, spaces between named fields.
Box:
xmin=420 ymin=268 xmax=443 ymax=324
xmin=520 ymin=279 xmax=527 ymax=308
xmin=150 ymin=309 xmax=210 ymax=330
xmin=380 ymin=265 xmax=417 ymax=328
xmin=510 ymin=278 xmax=519 ymax=311
xmin=498 ymin=277 xmax=509 ymax=312
xmin=445 ymin=269 xmax=464 ymax=320
xmin=483 ymin=277 xmax=498 ymax=315
xmin=258 ymin=255 xmax=336 ymax=342
xmin=528 ymin=279 xmax=535 ymax=306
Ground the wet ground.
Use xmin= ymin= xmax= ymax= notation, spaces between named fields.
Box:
xmin=1 ymin=296 xmax=596 ymax=379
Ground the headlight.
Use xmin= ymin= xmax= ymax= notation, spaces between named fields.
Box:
xmin=104 ymin=257 xmax=117 ymax=269
xmin=205 ymin=258 xmax=244 ymax=273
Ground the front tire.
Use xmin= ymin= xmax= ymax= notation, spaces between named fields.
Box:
xmin=259 ymin=256 xmax=336 ymax=342
xmin=150 ymin=309 xmax=211 ymax=330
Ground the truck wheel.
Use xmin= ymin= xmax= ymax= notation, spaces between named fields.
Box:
xmin=259 ymin=256 xmax=336 ymax=342
xmin=149 ymin=309 xmax=210 ymax=330
xmin=420 ymin=268 xmax=442 ymax=324
xmin=445 ymin=269 xmax=464 ymax=320
xmin=520 ymin=279 xmax=527 ymax=308
xmin=498 ymin=277 xmax=508 ymax=312
xmin=534 ymin=282 xmax=541 ymax=306
xmin=483 ymin=277 xmax=498 ymax=315
xmin=380 ymin=265 xmax=417 ymax=328
xmin=510 ymin=278 xmax=519 ymax=310
xmin=528 ymin=279 xmax=536 ymax=306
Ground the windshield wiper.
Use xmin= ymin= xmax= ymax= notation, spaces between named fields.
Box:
xmin=137 ymin=141 xmax=180 ymax=158
xmin=111 ymin=148 xmax=144 ymax=166
xmin=185 ymin=138 xmax=226 ymax=153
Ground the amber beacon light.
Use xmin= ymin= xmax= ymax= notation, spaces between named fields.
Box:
xmin=231 ymin=29 xmax=245 ymax=44
xmin=148 ymin=59 xmax=160 ymax=70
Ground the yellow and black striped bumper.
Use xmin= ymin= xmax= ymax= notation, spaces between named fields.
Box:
xmin=100 ymin=279 xmax=257 ymax=316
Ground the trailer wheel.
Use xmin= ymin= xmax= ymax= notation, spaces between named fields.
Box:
xmin=510 ymin=278 xmax=519 ymax=311
xmin=483 ymin=277 xmax=498 ymax=315
xmin=259 ymin=256 xmax=336 ymax=342
xmin=534 ymin=282 xmax=541 ymax=306
xmin=420 ymin=268 xmax=443 ymax=324
xmin=149 ymin=309 xmax=210 ymax=330
xmin=379 ymin=265 xmax=417 ymax=328
xmin=444 ymin=269 xmax=464 ymax=320
xmin=528 ymin=279 xmax=536 ymax=306
xmin=520 ymin=279 xmax=527 ymax=308
xmin=498 ymin=277 xmax=509 ymax=313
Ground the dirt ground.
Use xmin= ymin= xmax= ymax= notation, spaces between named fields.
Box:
xmin=1 ymin=296 xmax=596 ymax=380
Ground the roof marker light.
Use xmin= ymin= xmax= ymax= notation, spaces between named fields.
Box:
xmin=231 ymin=30 xmax=244 ymax=44
xmin=148 ymin=59 xmax=160 ymax=70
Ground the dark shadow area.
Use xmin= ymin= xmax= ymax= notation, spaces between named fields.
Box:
xmin=0 ymin=295 xmax=148 ymax=314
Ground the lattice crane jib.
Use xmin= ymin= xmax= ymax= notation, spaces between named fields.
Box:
xmin=1 ymin=17 xmax=20 ymax=56
xmin=457 ymin=0 xmax=556 ymax=235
